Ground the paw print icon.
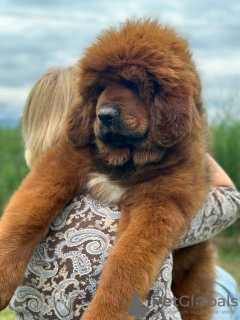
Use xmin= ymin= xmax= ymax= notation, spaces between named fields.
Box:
xmin=195 ymin=296 xmax=206 ymax=306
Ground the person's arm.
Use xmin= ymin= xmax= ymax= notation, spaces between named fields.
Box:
xmin=180 ymin=186 xmax=240 ymax=247
xmin=180 ymin=155 xmax=239 ymax=248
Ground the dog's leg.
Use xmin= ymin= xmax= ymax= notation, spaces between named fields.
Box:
xmin=81 ymin=172 xmax=207 ymax=320
xmin=81 ymin=205 xmax=184 ymax=320
xmin=0 ymin=138 xmax=92 ymax=310
xmin=114 ymin=207 xmax=131 ymax=243
xmin=172 ymin=242 xmax=216 ymax=320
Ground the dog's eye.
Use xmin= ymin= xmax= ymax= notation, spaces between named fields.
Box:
xmin=152 ymin=80 xmax=161 ymax=95
xmin=97 ymin=86 xmax=105 ymax=95
xmin=121 ymin=80 xmax=139 ymax=95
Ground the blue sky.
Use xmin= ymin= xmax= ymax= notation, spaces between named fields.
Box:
xmin=0 ymin=0 xmax=239 ymax=126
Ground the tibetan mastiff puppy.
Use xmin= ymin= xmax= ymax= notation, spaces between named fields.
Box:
xmin=0 ymin=20 xmax=215 ymax=319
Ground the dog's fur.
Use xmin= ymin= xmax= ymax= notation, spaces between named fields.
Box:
xmin=0 ymin=20 xmax=215 ymax=319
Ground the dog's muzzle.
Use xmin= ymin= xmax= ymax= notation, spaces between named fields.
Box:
xmin=97 ymin=105 xmax=120 ymax=127
xmin=97 ymin=105 xmax=126 ymax=146
xmin=97 ymin=105 xmax=146 ymax=147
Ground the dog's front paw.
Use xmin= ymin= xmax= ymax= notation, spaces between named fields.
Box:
xmin=0 ymin=295 xmax=11 ymax=311
xmin=0 ymin=266 xmax=19 ymax=310
xmin=0 ymin=284 xmax=14 ymax=311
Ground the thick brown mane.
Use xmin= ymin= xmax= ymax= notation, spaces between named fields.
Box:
xmin=79 ymin=19 xmax=200 ymax=101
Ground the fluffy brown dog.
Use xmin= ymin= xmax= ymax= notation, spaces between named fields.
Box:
xmin=0 ymin=20 xmax=215 ymax=319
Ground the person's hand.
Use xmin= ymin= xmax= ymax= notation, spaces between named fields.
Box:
xmin=208 ymin=154 xmax=235 ymax=188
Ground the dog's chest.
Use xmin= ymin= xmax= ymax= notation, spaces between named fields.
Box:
xmin=86 ymin=173 xmax=128 ymax=203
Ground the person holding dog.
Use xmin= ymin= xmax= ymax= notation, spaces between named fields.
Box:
xmin=7 ymin=66 xmax=240 ymax=320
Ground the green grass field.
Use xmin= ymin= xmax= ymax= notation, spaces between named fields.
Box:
xmin=210 ymin=113 xmax=240 ymax=238
xmin=0 ymin=127 xmax=28 ymax=214
xmin=0 ymin=308 xmax=14 ymax=320
xmin=0 ymin=115 xmax=239 ymax=320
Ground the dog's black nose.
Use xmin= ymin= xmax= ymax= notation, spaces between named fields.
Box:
xmin=98 ymin=105 xmax=119 ymax=126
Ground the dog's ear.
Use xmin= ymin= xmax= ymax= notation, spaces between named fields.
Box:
xmin=151 ymin=91 xmax=200 ymax=147
xmin=65 ymin=100 xmax=95 ymax=147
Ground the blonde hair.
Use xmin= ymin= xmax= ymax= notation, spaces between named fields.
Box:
xmin=22 ymin=67 xmax=76 ymax=167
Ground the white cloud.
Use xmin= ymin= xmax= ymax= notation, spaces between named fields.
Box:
xmin=0 ymin=0 xmax=239 ymax=125
xmin=197 ymin=54 xmax=240 ymax=77
xmin=0 ymin=86 xmax=30 ymax=103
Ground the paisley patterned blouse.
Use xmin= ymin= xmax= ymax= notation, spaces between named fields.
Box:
xmin=9 ymin=186 xmax=240 ymax=320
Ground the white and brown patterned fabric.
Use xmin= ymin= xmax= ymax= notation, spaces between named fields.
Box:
xmin=9 ymin=186 xmax=240 ymax=320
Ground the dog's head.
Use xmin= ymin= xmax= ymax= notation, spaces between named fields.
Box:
xmin=66 ymin=20 xmax=202 ymax=166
